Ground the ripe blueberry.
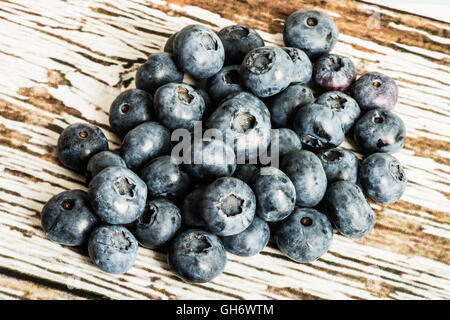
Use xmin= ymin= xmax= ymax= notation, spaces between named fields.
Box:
xmin=88 ymin=224 xmax=138 ymax=274
xmin=135 ymin=198 xmax=182 ymax=249
xmin=135 ymin=52 xmax=184 ymax=95
xmin=109 ymin=89 xmax=153 ymax=138
xmin=57 ymin=122 xmax=108 ymax=173
xmin=275 ymin=208 xmax=333 ymax=263
xmin=41 ymin=190 xmax=98 ymax=246
xmin=168 ymin=229 xmax=227 ymax=283
xmin=201 ymin=177 xmax=256 ymax=236
xmin=88 ymin=166 xmax=147 ymax=224
xmin=359 ymin=153 xmax=407 ymax=204
xmin=240 ymin=46 xmax=293 ymax=98
xmin=218 ymin=25 xmax=265 ymax=65
xmin=323 ymin=180 xmax=375 ymax=238
xmin=284 ymin=10 xmax=338 ymax=61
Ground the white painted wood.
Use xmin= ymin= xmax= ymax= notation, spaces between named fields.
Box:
xmin=0 ymin=0 xmax=449 ymax=299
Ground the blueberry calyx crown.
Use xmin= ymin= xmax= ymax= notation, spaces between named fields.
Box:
xmin=246 ymin=49 xmax=274 ymax=74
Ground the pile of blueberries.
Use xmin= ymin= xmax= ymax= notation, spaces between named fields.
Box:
xmin=40 ymin=9 xmax=407 ymax=283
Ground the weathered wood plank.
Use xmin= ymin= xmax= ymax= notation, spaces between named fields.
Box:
xmin=0 ymin=0 xmax=449 ymax=299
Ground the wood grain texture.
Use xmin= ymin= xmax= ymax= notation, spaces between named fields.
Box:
xmin=0 ymin=0 xmax=449 ymax=300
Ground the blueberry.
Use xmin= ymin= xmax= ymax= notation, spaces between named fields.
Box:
xmin=280 ymin=150 xmax=327 ymax=207
xmin=281 ymin=47 xmax=312 ymax=85
xmin=88 ymin=225 xmax=138 ymax=274
xmin=317 ymin=148 xmax=359 ymax=183
xmin=350 ymin=72 xmax=398 ymax=112
xmin=220 ymin=90 xmax=268 ymax=113
xmin=271 ymin=128 xmax=302 ymax=158
xmin=41 ymin=190 xmax=98 ymax=246
xmin=323 ymin=181 xmax=375 ymax=238
xmin=140 ymin=155 xmax=192 ymax=199
xmin=316 ymin=91 xmax=361 ymax=133
xmin=180 ymin=187 xmax=207 ymax=228
xmin=353 ymin=109 xmax=406 ymax=154
xmin=218 ymin=25 xmax=265 ymax=65
xmin=57 ymin=123 xmax=109 ymax=173
xmin=206 ymin=93 xmax=271 ymax=161
xmin=185 ymin=139 xmax=236 ymax=181
xmin=221 ymin=216 xmax=270 ymax=256
xmin=275 ymin=208 xmax=333 ymax=263
xmin=173 ymin=25 xmax=225 ymax=79
xmin=232 ymin=164 xmax=259 ymax=185
xmin=207 ymin=65 xmax=244 ymax=102
xmin=135 ymin=198 xmax=182 ymax=249
xmin=359 ymin=153 xmax=407 ymax=204
xmin=86 ymin=151 xmax=127 ymax=182
xmin=109 ymin=89 xmax=153 ymax=138
xmin=251 ymin=167 xmax=296 ymax=222
xmin=168 ymin=229 xmax=226 ymax=283
xmin=120 ymin=121 xmax=171 ymax=172
xmin=154 ymin=83 xmax=205 ymax=130
xmin=293 ymin=103 xmax=345 ymax=150
xmin=163 ymin=32 xmax=177 ymax=53
xmin=313 ymin=54 xmax=356 ymax=92
xmin=267 ymin=84 xmax=314 ymax=128
xmin=284 ymin=9 xmax=338 ymax=61
xmin=201 ymin=177 xmax=256 ymax=236
xmin=88 ymin=166 xmax=147 ymax=224
xmin=194 ymin=87 xmax=214 ymax=119
xmin=240 ymin=46 xmax=293 ymax=98
xmin=135 ymin=53 xmax=184 ymax=95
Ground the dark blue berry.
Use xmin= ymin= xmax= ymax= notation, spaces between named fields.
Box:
xmin=154 ymin=82 xmax=205 ymax=130
xmin=201 ymin=177 xmax=256 ymax=236
xmin=86 ymin=151 xmax=127 ymax=182
xmin=164 ymin=32 xmax=177 ymax=53
xmin=41 ymin=190 xmax=98 ymax=246
xmin=359 ymin=153 xmax=407 ymax=204
xmin=251 ymin=167 xmax=296 ymax=222
xmin=135 ymin=198 xmax=182 ymax=249
xmin=317 ymin=148 xmax=359 ymax=183
xmin=140 ymin=155 xmax=192 ymax=199
xmin=284 ymin=10 xmax=338 ymax=61
xmin=350 ymin=72 xmax=398 ymax=112
xmin=281 ymin=47 xmax=312 ymax=85
xmin=232 ymin=164 xmax=259 ymax=185
xmin=280 ymin=150 xmax=327 ymax=207
xmin=135 ymin=53 xmax=184 ymax=95
xmin=109 ymin=89 xmax=153 ymax=138
xmin=88 ymin=224 xmax=138 ymax=274
xmin=218 ymin=25 xmax=265 ymax=65
xmin=353 ymin=109 xmax=406 ymax=154
xmin=57 ymin=122 xmax=108 ymax=173
xmin=206 ymin=93 xmax=271 ymax=162
xmin=316 ymin=91 xmax=361 ymax=134
xmin=168 ymin=229 xmax=227 ymax=283
xmin=120 ymin=121 xmax=171 ymax=172
xmin=184 ymin=139 xmax=236 ymax=181
xmin=88 ymin=166 xmax=147 ymax=224
xmin=271 ymin=128 xmax=302 ymax=158
xmin=173 ymin=25 xmax=224 ymax=79
xmin=293 ymin=103 xmax=345 ymax=150
xmin=180 ymin=187 xmax=207 ymax=228
xmin=221 ymin=216 xmax=269 ymax=256
xmin=313 ymin=54 xmax=356 ymax=92
xmin=275 ymin=208 xmax=333 ymax=263
xmin=268 ymin=84 xmax=314 ymax=128
xmin=240 ymin=46 xmax=293 ymax=97
xmin=323 ymin=180 xmax=375 ymax=238
xmin=207 ymin=65 xmax=244 ymax=103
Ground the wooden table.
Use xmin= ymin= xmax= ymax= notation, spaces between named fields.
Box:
xmin=0 ymin=0 xmax=449 ymax=300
